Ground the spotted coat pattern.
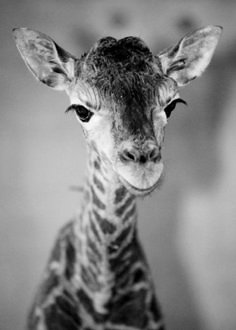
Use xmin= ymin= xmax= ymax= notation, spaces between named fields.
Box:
xmin=27 ymin=146 xmax=164 ymax=330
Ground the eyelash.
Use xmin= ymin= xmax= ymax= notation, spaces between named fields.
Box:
xmin=65 ymin=104 xmax=94 ymax=122
xmin=164 ymin=98 xmax=187 ymax=118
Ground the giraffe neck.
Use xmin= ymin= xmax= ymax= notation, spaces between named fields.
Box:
xmin=73 ymin=146 xmax=138 ymax=316
xmin=84 ymin=147 xmax=137 ymax=239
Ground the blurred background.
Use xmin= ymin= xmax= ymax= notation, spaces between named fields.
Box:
xmin=1 ymin=0 xmax=236 ymax=329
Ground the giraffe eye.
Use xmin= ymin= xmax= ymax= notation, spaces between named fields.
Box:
xmin=164 ymin=98 xmax=187 ymax=118
xmin=66 ymin=104 xmax=94 ymax=122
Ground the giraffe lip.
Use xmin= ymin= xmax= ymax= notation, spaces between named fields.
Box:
xmin=119 ymin=176 xmax=160 ymax=196
xmin=116 ymin=162 xmax=164 ymax=196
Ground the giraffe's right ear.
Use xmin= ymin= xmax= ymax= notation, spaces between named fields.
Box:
xmin=13 ymin=27 xmax=76 ymax=91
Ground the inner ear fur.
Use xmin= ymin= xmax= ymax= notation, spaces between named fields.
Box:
xmin=13 ymin=27 xmax=76 ymax=90
xmin=158 ymin=25 xmax=222 ymax=86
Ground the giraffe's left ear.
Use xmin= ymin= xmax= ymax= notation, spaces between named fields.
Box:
xmin=158 ymin=25 xmax=222 ymax=86
xmin=13 ymin=27 xmax=76 ymax=91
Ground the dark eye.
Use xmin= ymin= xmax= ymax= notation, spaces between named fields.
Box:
xmin=65 ymin=104 xmax=94 ymax=122
xmin=164 ymin=98 xmax=187 ymax=118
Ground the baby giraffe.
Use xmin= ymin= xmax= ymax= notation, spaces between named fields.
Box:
xmin=13 ymin=25 xmax=221 ymax=330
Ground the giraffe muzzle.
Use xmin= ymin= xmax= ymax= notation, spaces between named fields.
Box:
xmin=119 ymin=144 xmax=161 ymax=165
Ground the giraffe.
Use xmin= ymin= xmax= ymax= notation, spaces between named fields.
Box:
xmin=13 ymin=25 xmax=222 ymax=330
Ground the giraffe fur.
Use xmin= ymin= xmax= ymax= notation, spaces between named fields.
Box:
xmin=13 ymin=25 xmax=222 ymax=329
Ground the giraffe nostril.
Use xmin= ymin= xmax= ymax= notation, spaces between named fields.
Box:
xmin=120 ymin=147 xmax=161 ymax=164
xmin=148 ymin=147 xmax=161 ymax=162
xmin=121 ymin=150 xmax=137 ymax=162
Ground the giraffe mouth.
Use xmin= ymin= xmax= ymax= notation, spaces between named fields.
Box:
xmin=116 ymin=161 xmax=164 ymax=196
xmin=119 ymin=175 xmax=162 ymax=196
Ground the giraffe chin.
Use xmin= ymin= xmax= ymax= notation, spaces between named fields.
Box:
xmin=119 ymin=175 xmax=162 ymax=197
xmin=116 ymin=162 xmax=164 ymax=196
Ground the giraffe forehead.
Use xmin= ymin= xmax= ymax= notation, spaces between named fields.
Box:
xmin=75 ymin=74 xmax=177 ymax=113
xmin=72 ymin=36 xmax=178 ymax=111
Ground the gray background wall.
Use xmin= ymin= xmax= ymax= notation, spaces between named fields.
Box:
xmin=1 ymin=1 xmax=236 ymax=329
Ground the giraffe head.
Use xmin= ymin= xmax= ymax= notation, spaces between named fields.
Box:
xmin=13 ymin=26 xmax=222 ymax=195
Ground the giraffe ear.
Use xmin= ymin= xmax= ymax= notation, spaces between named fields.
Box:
xmin=158 ymin=25 xmax=222 ymax=86
xmin=13 ymin=27 xmax=76 ymax=91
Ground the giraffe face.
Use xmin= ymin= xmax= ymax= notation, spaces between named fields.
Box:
xmin=65 ymin=37 xmax=184 ymax=194
xmin=13 ymin=26 xmax=222 ymax=194
xmin=67 ymin=72 xmax=179 ymax=194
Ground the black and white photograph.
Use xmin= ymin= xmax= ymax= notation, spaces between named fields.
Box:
xmin=1 ymin=1 xmax=236 ymax=330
